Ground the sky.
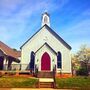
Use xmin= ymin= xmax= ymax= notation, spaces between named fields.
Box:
xmin=0 ymin=0 xmax=90 ymax=53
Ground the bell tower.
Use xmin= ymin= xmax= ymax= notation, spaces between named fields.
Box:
xmin=42 ymin=12 xmax=50 ymax=27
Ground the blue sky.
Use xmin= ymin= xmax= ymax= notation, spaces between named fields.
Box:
xmin=0 ymin=0 xmax=90 ymax=53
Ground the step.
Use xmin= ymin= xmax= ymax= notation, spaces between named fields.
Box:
xmin=39 ymin=82 xmax=54 ymax=88
xmin=38 ymin=78 xmax=55 ymax=88
xmin=39 ymin=78 xmax=54 ymax=82
xmin=37 ymin=71 xmax=54 ymax=78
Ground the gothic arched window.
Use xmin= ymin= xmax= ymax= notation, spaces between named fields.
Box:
xmin=57 ymin=52 xmax=62 ymax=68
xmin=44 ymin=16 xmax=48 ymax=23
xmin=30 ymin=51 xmax=35 ymax=70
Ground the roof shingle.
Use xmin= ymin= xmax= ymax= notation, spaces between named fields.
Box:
xmin=0 ymin=41 xmax=21 ymax=59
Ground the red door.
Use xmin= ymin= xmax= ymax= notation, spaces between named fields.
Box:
xmin=41 ymin=52 xmax=51 ymax=71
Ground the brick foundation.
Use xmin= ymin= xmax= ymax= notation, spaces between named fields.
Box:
xmin=55 ymin=73 xmax=72 ymax=78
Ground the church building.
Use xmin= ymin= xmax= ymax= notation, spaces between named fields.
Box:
xmin=20 ymin=12 xmax=72 ymax=77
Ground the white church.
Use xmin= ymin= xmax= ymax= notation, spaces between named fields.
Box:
xmin=20 ymin=12 xmax=72 ymax=77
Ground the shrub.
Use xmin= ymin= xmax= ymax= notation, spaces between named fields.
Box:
xmin=0 ymin=71 xmax=5 ymax=77
xmin=4 ymin=71 xmax=16 ymax=76
xmin=76 ymin=67 xmax=88 ymax=76
xmin=0 ymin=72 xmax=3 ymax=77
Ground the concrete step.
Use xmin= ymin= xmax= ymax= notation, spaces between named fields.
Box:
xmin=38 ymin=78 xmax=55 ymax=88
xmin=39 ymin=82 xmax=54 ymax=88
xmin=39 ymin=78 xmax=54 ymax=82
xmin=37 ymin=71 xmax=54 ymax=78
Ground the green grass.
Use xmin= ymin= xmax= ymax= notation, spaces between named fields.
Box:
xmin=0 ymin=76 xmax=38 ymax=88
xmin=0 ymin=76 xmax=90 ymax=89
xmin=56 ymin=76 xmax=90 ymax=90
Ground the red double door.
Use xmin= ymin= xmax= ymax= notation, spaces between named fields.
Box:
xmin=41 ymin=52 xmax=51 ymax=71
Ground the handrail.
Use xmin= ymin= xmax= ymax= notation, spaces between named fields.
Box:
xmin=53 ymin=65 xmax=56 ymax=88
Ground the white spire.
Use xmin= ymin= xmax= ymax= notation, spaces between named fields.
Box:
xmin=42 ymin=12 xmax=50 ymax=27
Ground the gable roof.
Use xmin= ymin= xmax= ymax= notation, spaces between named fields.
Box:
xmin=35 ymin=42 xmax=57 ymax=55
xmin=0 ymin=41 xmax=21 ymax=62
xmin=20 ymin=24 xmax=72 ymax=50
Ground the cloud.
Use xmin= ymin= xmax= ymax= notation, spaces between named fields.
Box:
xmin=63 ymin=19 xmax=90 ymax=37
xmin=0 ymin=0 xmax=25 ymax=17
xmin=0 ymin=23 xmax=26 ymax=43
xmin=0 ymin=26 xmax=11 ymax=41
xmin=0 ymin=0 xmax=69 ymax=27
xmin=0 ymin=0 xmax=80 ymax=50
xmin=65 ymin=20 xmax=90 ymax=52
xmin=0 ymin=0 xmax=70 ymax=17
xmin=82 ymin=9 xmax=90 ymax=16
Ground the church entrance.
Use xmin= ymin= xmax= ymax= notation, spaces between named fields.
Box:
xmin=41 ymin=52 xmax=51 ymax=71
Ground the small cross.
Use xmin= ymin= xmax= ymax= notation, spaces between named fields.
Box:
xmin=43 ymin=36 xmax=48 ymax=41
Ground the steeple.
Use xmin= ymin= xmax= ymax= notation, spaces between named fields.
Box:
xmin=42 ymin=12 xmax=50 ymax=27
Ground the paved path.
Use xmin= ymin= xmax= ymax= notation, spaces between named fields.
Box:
xmin=0 ymin=88 xmax=72 ymax=90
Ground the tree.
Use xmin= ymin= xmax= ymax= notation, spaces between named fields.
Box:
xmin=13 ymin=48 xmax=17 ymax=51
xmin=71 ymin=54 xmax=80 ymax=76
xmin=72 ymin=45 xmax=90 ymax=76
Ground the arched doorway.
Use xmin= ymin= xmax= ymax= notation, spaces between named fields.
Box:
xmin=41 ymin=52 xmax=51 ymax=71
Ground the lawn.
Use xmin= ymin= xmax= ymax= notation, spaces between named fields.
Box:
xmin=0 ymin=76 xmax=38 ymax=88
xmin=0 ymin=76 xmax=90 ymax=89
xmin=56 ymin=76 xmax=90 ymax=90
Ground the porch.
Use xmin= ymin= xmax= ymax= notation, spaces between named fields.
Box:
xmin=0 ymin=41 xmax=21 ymax=70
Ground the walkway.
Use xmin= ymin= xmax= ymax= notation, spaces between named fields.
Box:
xmin=0 ymin=88 xmax=72 ymax=90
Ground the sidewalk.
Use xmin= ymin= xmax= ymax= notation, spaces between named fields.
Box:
xmin=0 ymin=88 xmax=72 ymax=90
